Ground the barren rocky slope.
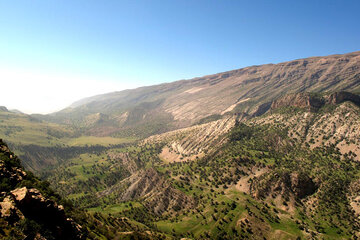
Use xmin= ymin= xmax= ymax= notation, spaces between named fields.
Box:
xmin=98 ymin=167 xmax=195 ymax=215
xmin=44 ymin=51 xmax=360 ymax=137
xmin=145 ymin=116 xmax=239 ymax=162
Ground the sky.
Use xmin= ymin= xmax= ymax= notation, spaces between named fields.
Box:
xmin=0 ymin=0 xmax=359 ymax=114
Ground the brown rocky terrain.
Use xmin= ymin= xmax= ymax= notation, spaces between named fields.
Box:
xmin=98 ymin=168 xmax=195 ymax=215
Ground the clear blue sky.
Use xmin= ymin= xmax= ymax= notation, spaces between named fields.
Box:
xmin=0 ymin=0 xmax=359 ymax=113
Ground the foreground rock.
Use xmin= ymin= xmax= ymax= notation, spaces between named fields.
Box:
xmin=0 ymin=139 xmax=84 ymax=239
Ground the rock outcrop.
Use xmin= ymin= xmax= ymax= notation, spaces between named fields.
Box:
xmin=270 ymin=92 xmax=324 ymax=112
xmin=0 ymin=139 xmax=84 ymax=240
xmin=325 ymin=91 xmax=360 ymax=106
xmin=0 ymin=195 xmax=23 ymax=223
xmin=270 ymin=91 xmax=360 ymax=113
xmin=0 ymin=187 xmax=83 ymax=239
xmin=0 ymin=142 xmax=27 ymax=190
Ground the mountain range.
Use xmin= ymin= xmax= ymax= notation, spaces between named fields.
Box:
xmin=1 ymin=51 xmax=360 ymax=239
xmin=38 ymin=51 xmax=360 ymax=138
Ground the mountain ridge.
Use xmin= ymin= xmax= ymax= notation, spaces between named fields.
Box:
xmin=68 ymin=50 xmax=360 ymax=109
xmin=40 ymin=51 xmax=360 ymax=138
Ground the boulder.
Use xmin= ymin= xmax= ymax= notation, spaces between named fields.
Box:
xmin=6 ymin=187 xmax=83 ymax=239
xmin=0 ymin=195 xmax=24 ymax=222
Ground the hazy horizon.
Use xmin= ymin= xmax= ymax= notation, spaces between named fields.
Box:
xmin=1 ymin=0 xmax=359 ymax=114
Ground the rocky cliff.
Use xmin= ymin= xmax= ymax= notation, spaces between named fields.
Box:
xmin=0 ymin=139 xmax=84 ymax=239
xmin=270 ymin=91 xmax=360 ymax=112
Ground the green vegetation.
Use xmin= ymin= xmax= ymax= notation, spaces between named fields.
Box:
xmin=0 ymin=111 xmax=72 ymax=146
xmin=2 ymin=92 xmax=360 ymax=239
xmin=0 ymin=139 xmax=169 ymax=239
xmin=38 ymin=102 xmax=360 ymax=239
xmin=67 ymin=136 xmax=136 ymax=146
xmin=0 ymin=111 xmax=137 ymax=172
xmin=196 ymin=114 xmax=223 ymax=125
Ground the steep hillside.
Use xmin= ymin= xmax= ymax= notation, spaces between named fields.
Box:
xmin=0 ymin=139 xmax=171 ymax=240
xmin=38 ymin=93 xmax=360 ymax=239
xmin=0 ymin=139 xmax=84 ymax=239
xmin=45 ymin=51 xmax=360 ymax=137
